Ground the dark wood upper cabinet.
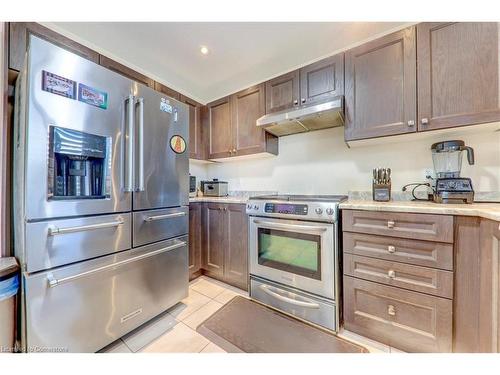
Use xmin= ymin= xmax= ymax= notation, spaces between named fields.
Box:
xmin=299 ymin=53 xmax=344 ymax=105
xmin=231 ymin=84 xmax=277 ymax=157
xmin=188 ymin=203 xmax=202 ymax=280
xmin=154 ymin=82 xmax=181 ymax=100
xmin=265 ymin=70 xmax=300 ymax=113
xmin=180 ymin=95 xmax=205 ymax=160
xmin=98 ymin=55 xmax=154 ymax=88
xmin=206 ymin=96 xmax=233 ymax=159
xmin=224 ymin=204 xmax=249 ymax=290
xmin=9 ymin=22 xmax=99 ymax=71
xmin=417 ymin=22 xmax=500 ymax=132
xmin=344 ymin=27 xmax=417 ymax=141
xmin=207 ymin=88 xmax=277 ymax=160
xmin=201 ymin=203 xmax=225 ymax=277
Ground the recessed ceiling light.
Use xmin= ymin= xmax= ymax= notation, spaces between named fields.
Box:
xmin=200 ymin=46 xmax=209 ymax=55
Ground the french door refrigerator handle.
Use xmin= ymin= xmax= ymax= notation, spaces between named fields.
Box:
xmin=125 ymin=95 xmax=135 ymax=192
xmin=46 ymin=240 xmax=187 ymax=288
xmin=137 ymin=97 xmax=145 ymax=192
xmin=258 ymin=284 xmax=320 ymax=309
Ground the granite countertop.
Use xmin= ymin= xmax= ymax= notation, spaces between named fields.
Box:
xmin=339 ymin=199 xmax=500 ymax=221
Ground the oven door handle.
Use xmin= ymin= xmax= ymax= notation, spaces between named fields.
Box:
xmin=259 ymin=284 xmax=320 ymax=309
xmin=253 ymin=220 xmax=328 ymax=233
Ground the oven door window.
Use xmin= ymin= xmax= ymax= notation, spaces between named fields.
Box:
xmin=257 ymin=228 xmax=321 ymax=280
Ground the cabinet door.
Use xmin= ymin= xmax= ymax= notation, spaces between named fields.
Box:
xmin=181 ymin=95 xmax=204 ymax=159
xmin=265 ymin=70 xmax=300 ymax=113
xmin=154 ymin=82 xmax=180 ymax=100
xmin=345 ymin=27 xmax=416 ymax=141
xmin=207 ymin=96 xmax=232 ymax=159
xmin=98 ymin=55 xmax=154 ymax=88
xmin=478 ymin=219 xmax=500 ymax=353
xmin=224 ymin=204 xmax=249 ymax=291
xmin=9 ymin=22 xmax=99 ymax=71
xmin=231 ymin=84 xmax=269 ymax=157
xmin=417 ymin=23 xmax=500 ymax=131
xmin=299 ymin=53 xmax=344 ymax=105
xmin=188 ymin=203 xmax=202 ymax=280
xmin=201 ymin=203 xmax=225 ymax=277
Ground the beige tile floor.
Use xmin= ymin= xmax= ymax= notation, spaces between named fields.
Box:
xmin=100 ymin=276 xmax=404 ymax=353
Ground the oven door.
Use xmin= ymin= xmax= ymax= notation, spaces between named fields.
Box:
xmin=249 ymin=216 xmax=336 ymax=299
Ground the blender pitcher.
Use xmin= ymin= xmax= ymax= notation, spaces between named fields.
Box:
xmin=431 ymin=140 xmax=475 ymax=178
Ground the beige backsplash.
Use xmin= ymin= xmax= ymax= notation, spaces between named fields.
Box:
xmin=190 ymin=126 xmax=500 ymax=196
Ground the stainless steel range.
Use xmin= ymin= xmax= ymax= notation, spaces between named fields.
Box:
xmin=246 ymin=194 xmax=347 ymax=332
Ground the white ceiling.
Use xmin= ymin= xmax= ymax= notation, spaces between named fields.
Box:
xmin=46 ymin=22 xmax=407 ymax=104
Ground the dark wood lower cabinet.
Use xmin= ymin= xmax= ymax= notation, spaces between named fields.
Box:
xmin=188 ymin=203 xmax=202 ymax=280
xmin=344 ymin=276 xmax=453 ymax=352
xmin=200 ymin=202 xmax=248 ymax=291
xmin=454 ymin=217 xmax=500 ymax=353
xmin=478 ymin=219 xmax=500 ymax=352
xmin=224 ymin=204 xmax=249 ymax=290
xmin=201 ymin=203 xmax=225 ymax=277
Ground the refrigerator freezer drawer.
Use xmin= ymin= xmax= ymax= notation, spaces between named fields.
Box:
xmin=23 ymin=236 xmax=188 ymax=353
xmin=25 ymin=213 xmax=132 ymax=273
xmin=133 ymin=206 xmax=188 ymax=247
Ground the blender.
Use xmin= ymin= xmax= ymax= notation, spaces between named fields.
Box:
xmin=431 ymin=140 xmax=475 ymax=203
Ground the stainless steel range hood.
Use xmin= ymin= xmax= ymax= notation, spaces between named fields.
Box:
xmin=256 ymin=97 xmax=344 ymax=137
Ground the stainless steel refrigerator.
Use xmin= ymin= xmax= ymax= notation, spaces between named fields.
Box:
xmin=13 ymin=36 xmax=189 ymax=352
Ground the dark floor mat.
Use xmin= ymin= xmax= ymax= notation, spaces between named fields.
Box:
xmin=197 ymin=296 xmax=368 ymax=353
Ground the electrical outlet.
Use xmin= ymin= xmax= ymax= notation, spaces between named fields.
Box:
xmin=424 ymin=168 xmax=435 ymax=180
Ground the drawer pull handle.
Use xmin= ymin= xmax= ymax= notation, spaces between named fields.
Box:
xmin=47 ymin=240 xmax=187 ymax=288
xmin=387 ymin=304 xmax=396 ymax=316
xmin=387 ymin=270 xmax=396 ymax=279
xmin=387 ymin=220 xmax=395 ymax=228
xmin=144 ymin=212 xmax=186 ymax=222
xmin=48 ymin=219 xmax=124 ymax=236
xmin=388 ymin=245 xmax=396 ymax=253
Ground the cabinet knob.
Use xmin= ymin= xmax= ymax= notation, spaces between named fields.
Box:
xmin=301 ymin=98 xmax=306 ymax=104
xmin=233 ymin=148 xmax=236 ymax=153
xmin=293 ymin=99 xmax=298 ymax=106
xmin=387 ymin=304 xmax=396 ymax=316
xmin=387 ymin=220 xmax=395 ymax=228
xmin=387 ymin=270 xmax=396 ymax=279
xmin=387 ymin=245 xmax=396 ymax=254
xmin=421 ymin=118 xmax=429 ymax=125
xmin=407 ymin=120 xmax=415 ymax=127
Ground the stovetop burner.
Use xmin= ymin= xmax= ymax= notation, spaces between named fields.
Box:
xmin=249 ymin=194 xmax=348 ymax=203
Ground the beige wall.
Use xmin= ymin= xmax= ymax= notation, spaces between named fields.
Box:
xmin=200 ymin=125 xmax=500 ymax=196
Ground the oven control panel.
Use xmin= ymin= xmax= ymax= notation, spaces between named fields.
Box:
xmin=246 ymin=199 xmax=340 ymax=222
xmin=264 ymin=203 xmax=308 ymax=215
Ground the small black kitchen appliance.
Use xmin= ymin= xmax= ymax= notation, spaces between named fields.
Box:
xmin=431 ymin=140 xmax=475 ymax=203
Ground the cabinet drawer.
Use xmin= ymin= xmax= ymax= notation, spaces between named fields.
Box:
xmin=343 ymin=276 xmax=452 ymax=352
xmin=343 ymin=232 xmax=453 ymax=270
xmin=342 ymin=210 xmax=454 ymax=243
xmin=344 ymin=254 xmax=453 ymax=298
